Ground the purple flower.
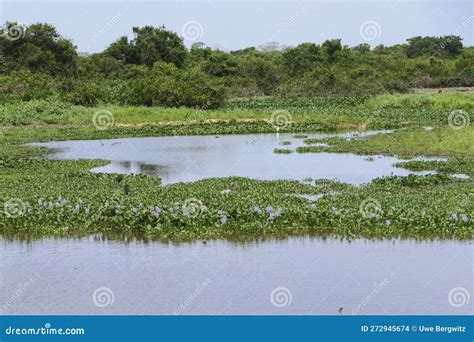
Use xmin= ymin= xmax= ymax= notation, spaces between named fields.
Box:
xmin=385 ymin=220 xmax=391 ymax=225
xmin=131 ymin=207 xmax=138 ymax=214
xmin=221 ymin=215 xmax=228 ymax=225
xmin=151 ymin=206 xmax=161 ymax=218
xmin=451 ymin=213 xmax=458 ymax=221
xmin=275 ymin=208 xmax=282 ymax=217
xmin=461 ymin=214 xmax=468 ymax=222
xmin=265 ymin=206 xmax=274 ymax=214
xmin=310 ymin=203 xmax=317 ymax=209
xmin=254 ymin=206 xmax=261 ymax=214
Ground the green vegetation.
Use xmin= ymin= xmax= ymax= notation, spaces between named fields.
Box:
xmin=0 ymin=20 xmax=472 ymax=242
xmin=296 ymin=126 xmax=474 ymax=158
xmin=274 ymin=148 xmax=293 ymax=154
xmin=1 ymin=93 xmax=473 ymax=132
xmin=1 ymin=107 xmax=472 ymax=241
xmin=394 ymin=159 xmax=474 ymax=177
xmin=1 ymin=21 xmax=473 ymax=109
xmin=1 ymin=155 xmax=472 ymax=241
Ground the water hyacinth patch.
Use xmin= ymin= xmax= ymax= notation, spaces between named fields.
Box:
xmin=274 ymin=148 xmax=293 ymax=154
xmin=1 ymin=144 xmax=473 ymax=241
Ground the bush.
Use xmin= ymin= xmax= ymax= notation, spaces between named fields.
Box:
xmin=121 ymin=62 xmax=224 ymax=108
xmin=0 ymin=71 xmax=58 ymax=103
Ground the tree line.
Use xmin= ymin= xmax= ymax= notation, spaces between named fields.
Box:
xmin=1 ymin=22 xmax=472 ymax=108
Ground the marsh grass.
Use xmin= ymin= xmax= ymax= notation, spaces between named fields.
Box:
xmin=1 ymin=93 xmax=473 ymax=130
xmin=274 ymin=148 xmax=293 ymax=154
xmin=297 ymin=127 xmax=474 ymax=158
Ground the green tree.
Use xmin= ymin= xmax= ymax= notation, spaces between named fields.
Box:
xmin=0 ymin=22 xmax=77 ymax=76
xmin=132 ymin=26 xmax=187 ymax=67
xmin=282 ymin=43 xmax=322 ymax=76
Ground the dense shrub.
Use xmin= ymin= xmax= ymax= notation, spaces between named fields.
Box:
xmin=0 ymin=97 xmax=73 ymax=125
xmin=121 ymin=62 xmax=224 ymax=108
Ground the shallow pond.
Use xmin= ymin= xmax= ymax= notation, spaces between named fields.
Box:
xmin=1 ymin=236 xmax=471 ymax=315
xmin=32 ymin=131 xmax=434 ymax=185
xmin=15 ymin=132 xmax=471 ymax=316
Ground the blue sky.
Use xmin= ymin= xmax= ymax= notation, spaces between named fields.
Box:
xmin=1 ymin=0 xmax=472 ymax=53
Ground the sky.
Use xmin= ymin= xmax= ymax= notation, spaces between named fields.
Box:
xmin=0 ymin=0 xmax=472 ymax=53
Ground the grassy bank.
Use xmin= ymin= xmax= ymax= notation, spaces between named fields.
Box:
xmin=1 ymin=93 xmax=473 ymax=129
xmin=297 ymin=126 xmax=474 ymax=158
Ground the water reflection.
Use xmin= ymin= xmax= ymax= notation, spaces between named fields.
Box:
xmin=1 ymin=235 xmax=471 ymax=315
xmin=107 ymin=161 xmax=168 ymax=177
xmin=31 ymin=131 xmax=436 ymax=185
